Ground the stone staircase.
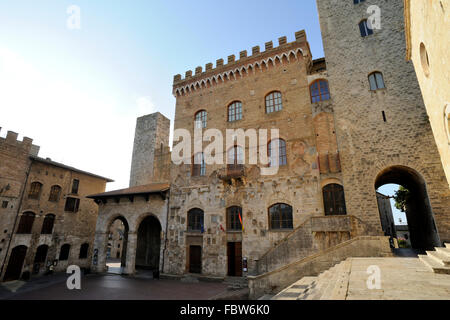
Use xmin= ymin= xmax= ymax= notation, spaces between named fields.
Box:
xmin=271 ymin=259 xmax=352 ymax=300
xmin=419 ymin=243 xmax=450 ymax=274
xmin=223 ymin=276 xmax=248 ymax=289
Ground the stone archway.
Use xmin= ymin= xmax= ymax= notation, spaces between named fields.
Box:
xmin=375 ymin=165 xmax=440 ymax=250
xmin=135 ymin=215 xmax=162 ymax=273
xmin=105 ymin=216 xmax=129 ymax=274
xmin=3 ymin=245 xmax=28 ymax=282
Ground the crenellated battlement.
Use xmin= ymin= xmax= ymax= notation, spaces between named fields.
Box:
xmin=172 ymin=30 xmax=311 ymax=97
xmin=0 ymin=127 xmax=40 ymax=156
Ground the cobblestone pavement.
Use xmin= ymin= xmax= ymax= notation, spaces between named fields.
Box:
xmin=0 ymin=273 xmax=229 ymax=300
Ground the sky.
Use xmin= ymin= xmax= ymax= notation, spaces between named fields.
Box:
xmin=0 ymin=1 xmax=405 ymax=225
xmin=0 ymin=0 xmax=325 ymax=191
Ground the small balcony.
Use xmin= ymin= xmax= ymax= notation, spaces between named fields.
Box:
xmin=219 ymin=164 xmax=246 ymax=181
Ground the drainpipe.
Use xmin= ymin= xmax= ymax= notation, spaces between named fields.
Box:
xmin=162 ymin=189 xmax=170 ymax=274
xmin=0 ymin=159 xmax=33 ymax=279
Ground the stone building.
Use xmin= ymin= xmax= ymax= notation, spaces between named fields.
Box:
xmin=404 ymin=0 xmax=450 ymax=187
xmin=89 ymin=0 xmax=449 ymax=295
xmin=376 ymin=192 xmax=396 ymax=239
xmin=107 ymin=219 xmax=125 ymax=260
xmin=0 ymin=129 xmax=112 ymax=282
xmin=316 ymin=0 xmax=449 ymax=249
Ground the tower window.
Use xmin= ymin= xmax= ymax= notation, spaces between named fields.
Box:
xmin=228 ymin=101 xmax=243 ymax=122
xmin=265 ymin=91 xmax=283 ymax=114
xmin=359 ymin=19 xmax=373 ymax=37
xmin=195 ymin=110 xmax=207 ymax=128
xmin=310 ymin=80 xmax=330 ymax=103
xmin=369 ymin=72 xmax=386 ymax=90
xmin=192 ymin=153 xmax=206 ymax=177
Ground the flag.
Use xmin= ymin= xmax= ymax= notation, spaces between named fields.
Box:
xmin=238 ymin=209 xmax=244 ymax=232
xmin=219 ymin=224 xmax=225 ymax=232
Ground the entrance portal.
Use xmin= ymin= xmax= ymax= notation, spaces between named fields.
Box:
xmin=135 ymin=216 xmax=161 ymax=272
xmin=375 ymin=166 xmax=440 ymax=250
xmin=3 ymin=245 xmax=28 ymax=282
xmin=189 ymin=245 xmax=202 ymax=274
xmin=106 ymin=217 xmax=129 ymax=274
xmin=227 ymin=242 xmax=242 ymax=277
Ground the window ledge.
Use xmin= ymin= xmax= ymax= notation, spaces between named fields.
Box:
xmin=269 ymin=229 xmax=293 ymax=233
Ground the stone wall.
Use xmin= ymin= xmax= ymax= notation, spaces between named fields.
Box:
xmin=316 ymin=0 xmax=450 ymax=243
xmin=92 ymin=194 xmax=168 ymax=275
xmin=0 ymin=130 xmax=39 ymax=276
xmin=404 ymin=0 xmax=450 ymax=188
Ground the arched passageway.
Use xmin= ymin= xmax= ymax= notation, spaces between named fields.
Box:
xmin=375 ymin=166 xmax=440 ymax=250
xmin=135 ymin=215 xmax=161 ymax=273
xmin=3 ymin=245 xmax=28 ymax=282
xmin=105 ymin=216 xmax=129 ymax=274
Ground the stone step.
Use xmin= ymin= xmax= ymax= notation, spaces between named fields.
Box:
xmin=427 ymin=250 xmax=450 ymax=267
xmin=318 ymin=267 xmax=342 ymax=300
xmin=419 ymin=255 xmax=450 ymax=274
xmin=306 ymin=268 xmax=335 ymax=300
xmin=445 ymin=243 xmax=450 ymax=249
xmin=435 ymin=247 xmax=450 ymax=258
xmin=271 ymin=276 xmax=316 ymax=300
xmin=258 ymin=294 xmax=275 ymax=300
xmin=320 ymin=260 xmax=351 ymax=300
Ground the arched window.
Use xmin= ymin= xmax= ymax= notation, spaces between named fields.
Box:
xmin=34 ymin=245 xmax=49 ymax=264
xmin=265 ymin=91 xmax=283 ymax=113
xmin=228 ymin=101 xmax=243 ymax=122
xmin=359 ymin=19 xmax=373 ymax=37
xmin=227 ymin=206 xmax=243 ymax=231
xmin=79 ymin=243 xmax=89 ymax=259
xmin=227 ymin=145 xmax=244 ymax=176
xmin=322 ymin=184 xmax=347 ymax=215
xmin=187 ymin=208 xmax=204 ymax=232
xmin=17 ymin=212 xmax=35 ymax=234
xmin=268 ymin=139 xmax=287 ymax=167
xmin=41 ymin=214 xmax=55 ymax=234
xmin=269 ymin=203 xmax=293 ymax=230
xmin=310 ymin=80 xmax=330 ymax=103
xmin=48 ymin=185 xmax=61 ymax=202
xmin=59 ymin=244 xmax=71 ymax=261
xmin=368 ymin=72 xmax=385 ymax=90
xmin=192 ymin=152 xmax=206 ymax=177
xmin=195 ymin=110 xmax=207 ymax=128
xmin=28 ymin=182 xmax=42 ymax=200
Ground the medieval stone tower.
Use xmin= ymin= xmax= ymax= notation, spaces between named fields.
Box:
xmin=129 ymin=112 xmax=170 ymax=187
xmin=316 ymin=0 xmax=449 ymax=248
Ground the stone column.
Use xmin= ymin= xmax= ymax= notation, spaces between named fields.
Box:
xmin=124 ymin=232 xmax=137 ymax=275
xmin=92 ymin=232 xmax=108 ymax=273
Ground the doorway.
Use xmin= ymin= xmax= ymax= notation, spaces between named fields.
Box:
xmin=106 ymin=217 xmax=129 ymax=274
xmin=3 ymin=245 xmax=28 ymax=282
xmin=189 ymin=245 xmax=202 ymax=274
xmin=135 ymin=215 xmax=161 ymax=272
xmin=375 ymin=165 xmax=440 ymax=250
xmin=227 ymin=242 xmax=242 ymax=277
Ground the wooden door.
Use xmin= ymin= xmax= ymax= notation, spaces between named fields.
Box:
xmin=4 ymin=246 xmax=27 ymax=281
xmin=234 ymin=242 xmax=243 ymax=277
xmin=227 ymin=242 xmax=243 ymax=277
xmin=189 ymin=246 xmax=202 ymax=274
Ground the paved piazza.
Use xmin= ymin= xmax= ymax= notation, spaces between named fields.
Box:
xmin=0 ymin=273 xmax=229 ymax=300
